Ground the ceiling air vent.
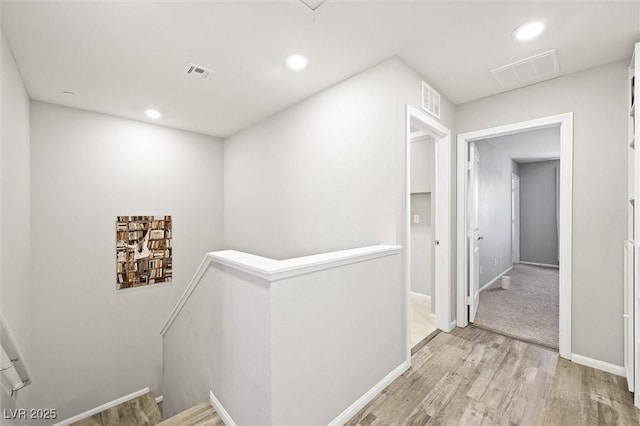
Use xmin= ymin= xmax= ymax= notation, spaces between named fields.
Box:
xmin=185 ymin=63 xmax=212 ymax=79
xmin=422 ymin=81 xmax=441 ymax=119
xmin=299 ymin=0 xmax=328 ymax=11
xmin=492 ymin=49 xmax=560 ymax=89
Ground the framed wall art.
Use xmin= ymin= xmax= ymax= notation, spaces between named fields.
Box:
xmin=116 ymin=215 xmax=173 ymax=289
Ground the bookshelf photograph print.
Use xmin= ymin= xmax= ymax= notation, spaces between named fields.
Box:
xmin=116 ymin=215 xmax=173 ymax=290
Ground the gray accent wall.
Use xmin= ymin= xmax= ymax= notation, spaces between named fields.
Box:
xmin=456 ymin=59 xmax=628 ymax=366
xmin=475 ymin=141 xmax=513 ymax=288
xmin=519 ymin=160 xmax=560 ymax=266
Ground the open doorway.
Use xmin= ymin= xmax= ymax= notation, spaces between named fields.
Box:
xmin=404 ymin=106 xmax=452 ymax=360
xmin=469 ymin=128 xmax=561 ymax=349
xmin=457 ymin=114 xmax=573 ymax=359
xmin=409 ymin=124 xmax=437 ymax=348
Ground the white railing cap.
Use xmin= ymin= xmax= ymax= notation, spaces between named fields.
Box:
xmin=160 ymin=245 xmax=401 ymax=336
xmin=209 ymin=245 xmax=402 ymax=282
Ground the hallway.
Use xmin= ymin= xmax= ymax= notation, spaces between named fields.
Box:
xmin=347 ymin=326 xmax=638 ymax=425
xmin=474 ymin=264 xmax=559 ymax=349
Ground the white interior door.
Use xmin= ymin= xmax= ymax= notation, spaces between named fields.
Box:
xmin=468 ymin=143 xmax=481 ymax=322
xmin=512 ymin=174 xmax=520 ymax=264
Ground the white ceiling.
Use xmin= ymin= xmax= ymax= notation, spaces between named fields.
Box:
xmin=2 ymin=1 xmax=639 ymax=137
xmin=485 ymin=126 xmax=560 ymax=163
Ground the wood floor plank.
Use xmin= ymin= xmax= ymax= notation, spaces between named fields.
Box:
xmin=348 ymin=326 xmax=640 ymax=426
xmin=158 ymin=401 xmax=222 ymax=426
xmin=71 ymin=392 xmax=162 ymax=426
xmin=421 ymin=371 xmax=467 ymax=417
xmin=465 ymin=340 xmax=512 ymax=401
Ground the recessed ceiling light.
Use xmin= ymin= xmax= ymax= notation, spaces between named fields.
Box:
xmin=62 ymin=91 xmax=75 ymax=97
xmin=145 ymin=109 xmax=161 ymax=119
xmin=285 ymin=54 xmax=308 ymax=71
xmin=513 ymin=19 xmax=547 ymax=41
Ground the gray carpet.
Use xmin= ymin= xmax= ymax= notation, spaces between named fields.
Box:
xmin=473 ymin=263 xmax=559 ymax=349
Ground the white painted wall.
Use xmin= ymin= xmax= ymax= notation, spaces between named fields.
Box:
xmin=163 ymin=263 xmax=271 ymax=425
xmin=224 ymin=59 xmax=398 ymax=260
xmin=410 ymin=137 xmax=434 ymax=298
xmin=410 ymin=193 xmax=432 ymax=296
xmin=29 ymin=102 xmax=224 ymax=422
xmin=0 ymin=27 xmax=31 ymax=416
xmin=271 ymin=253 xmax=404 ymax=425
xmin=225 ymin=57 xmax=456 ymax=339
xmin=456 ymin=60 xmax=628 ymax=366
xmin=475 ymin=141 xmax=513 ymax=287
xmin=224 ymin=57 xmax=455 ymax=258
xmin=410 ymin=139 xmax=433 ymax=193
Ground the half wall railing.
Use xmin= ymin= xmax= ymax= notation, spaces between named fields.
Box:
xmin=0 ymin=315 xmax=31 ymax=397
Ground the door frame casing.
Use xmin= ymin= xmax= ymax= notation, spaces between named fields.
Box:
xmin=456 ymin=113 xmax=573 ymax=359
xmin=468 ymin=143 xmax=480 ymax=322
xmin=404 ymin=105 xmax=452 ymax=364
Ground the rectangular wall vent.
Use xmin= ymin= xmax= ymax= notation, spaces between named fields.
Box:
xmin=492 ymin=49 xmax=560 ymax=89
xmin=185 ymin=63 xmax=212 ymax=79
xmin=422 ymin=81 xmax=441 ymax=119
xmin=299 ymin=0 xmax=328 ymax=11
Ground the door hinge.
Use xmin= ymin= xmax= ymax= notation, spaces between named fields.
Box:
xmin=467 ymin=161 xmax=474 ymax=170
xmin=467 ymin=296 xmax=473 ymax=305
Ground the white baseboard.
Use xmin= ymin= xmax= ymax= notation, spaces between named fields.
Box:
xmin=210 ymin=390 xmax=236 ymax=426
xmin=439 ymin=319 xmax=457 ymax=333
xmin=571 ymin=353 xmax=625 ymax=377
xmin=479 ymin=265 xmax=513 ymax=292
xmin=328 ymin=360 xmax=409 ymax=426
xmin=410 ymin=291 xmax=431 ymax=302
xmin=53 ymin=387 xmax=150 ymax=426
xmin=155 ymin=395 xmax=163 ymax=404
xmin=519 ymin=261 xmax=559 ymax=269
xmin=411 ymin=291 xmax=436 ymax=318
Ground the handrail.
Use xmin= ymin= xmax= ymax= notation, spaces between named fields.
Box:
xmin=160 ymin=254 xmax=212 ymax=336
xmin=160 ymin=245 xmax=402 ymax=336
xmin=0 ymin=315 xmax=31 ymax=396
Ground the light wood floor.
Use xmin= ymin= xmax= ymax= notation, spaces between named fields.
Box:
xmin=72 ymin=396 xmax=221 ymax=426
xmin=158 ymin=401 xmax=222 ymax=426
xmin=347 ymin=326 xmax=640 ymax=425
xmin=72 ymin=392 xmax=162 ymax=426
